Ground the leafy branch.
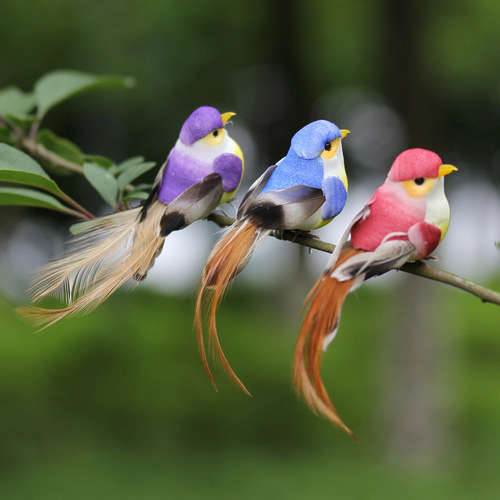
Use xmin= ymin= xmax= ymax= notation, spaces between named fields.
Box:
xmin=207 ymin=213 xmax=500 ymax=307
xmin=0 ymin=70 xmax=155 ymax=218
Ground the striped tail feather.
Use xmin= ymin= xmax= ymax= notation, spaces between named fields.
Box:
xmin=17 ymin=200 xmax=168 ymax=328
xmin=293 ymin=247 xmax=364 ymax=438
xmin=194 ymin=219 xmax=270 ymax=395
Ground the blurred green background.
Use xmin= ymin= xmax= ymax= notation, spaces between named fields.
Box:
xmin=1 ymin=0 xmax=500 ymax=498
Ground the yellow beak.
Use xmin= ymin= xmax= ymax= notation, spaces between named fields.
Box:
xmin=221 ymin=112 xmax=236 ymax=125
xmin=438 ymin=164 xmax=458 ymax=177
xmin=340 ymin=129 xmax=351 ymax=138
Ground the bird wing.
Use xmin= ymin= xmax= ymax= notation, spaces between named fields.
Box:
xmin=241 ymin=184 xmax=326 ymax=230
xmin=237 ymin=164 xmax=278 ymax=218
xmin=331 ymin=238 xmax=415 ymax=282
xmin=139 ymin=155 xmax=170 ymax=222
xmin=213 ymin=153 xmax=243 ymax=193
xmin=327 ymin=204 xmax=371 ymax=269
xmin=159 ymin=172 xmax=224 ymax=236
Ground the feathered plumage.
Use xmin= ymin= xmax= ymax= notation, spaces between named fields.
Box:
xmin=195 ymin=120 xmax=350 ymax=393
xmin=293 ymin=148 xmax=457 ymax=437
xmin=18 ymin=106 xmax=244 ymax=328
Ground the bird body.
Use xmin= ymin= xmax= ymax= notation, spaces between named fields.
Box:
xmin=195 ymin=120 xmax=350 ymax=394
xmin=18 ymin=106 xmax=243 ymax=328
xmin=293 ymin=148 xmax=456 ymax=437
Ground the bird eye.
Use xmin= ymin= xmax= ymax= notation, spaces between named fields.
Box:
xmin=324 ymin=142 xmax=331 ymax=151
xmin=213 ymin=130 xmax=219 ymax=138
xmin=414 ymin=177 xmax=425 ymax=185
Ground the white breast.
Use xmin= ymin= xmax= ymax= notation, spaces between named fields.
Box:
xmin=175 ymin=135 xmax=239 ymax=163
xmin=424 ymin=177 xmax=451 ymax=237
xmin=323 ymin=142 xmax=348 ymax=188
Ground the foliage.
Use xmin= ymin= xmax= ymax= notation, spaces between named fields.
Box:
xmin=0 ymin=70 xmax=154 ymax=218
xmin=1 ymin=285 xmax=500 ymax=499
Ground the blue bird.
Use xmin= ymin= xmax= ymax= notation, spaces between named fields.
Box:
xmin=194 ymin=120 xmax=350 ymax=394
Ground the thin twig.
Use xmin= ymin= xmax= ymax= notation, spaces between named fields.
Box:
xmin=21 ymin=138 xmax=84 ymax=174
xmin=21 ymin=137 xmax=136 ymax=193
xmin=28 ymin=121 xmax=41 ymax=143
xmin=400 ymin=261 xmax=500 ymax=306
xmin=56 ymin=192 xmax=95 ymax=220
xmin=206 ymin=212 xmax=500 ymax=307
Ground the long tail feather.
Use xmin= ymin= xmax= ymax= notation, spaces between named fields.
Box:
xmin=194 ymin=219 xmax=269 ymax=395
xmin=17 ymin=200 xmax=168 ymax=328
xmin=293 ymin=247 xmax=364 ymax=438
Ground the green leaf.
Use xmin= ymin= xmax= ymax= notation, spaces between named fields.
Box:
xmin=69 ymin=219 xmax=104 ymax=235
xmin=114 ymin=156 xmax=146 ymax=174
xmin=84 ymin=154 xmax=114 ymax=169
xmin=34 ymin=70 xmax=135 ymax=117
xmin=0 ymin=143 xmax=65 ymax=196
xmin=0 ymin=86 xmax=36 ymax=117
xmin=122 ymin=190 xmax=150 ymax=202
xmin=0 ymin=186 xmax=78 ymax=216
xmin=36 ymin=129 xmax=84 ymax=166
xmin=83 ymin=162 xmax=119 ymax=207
xmin=0 ymin=126 xmax=14 ymax=144
xmin=4 ymin=113 xmax=38 ymax=131
xmin=117 ymin=161 xmax=156 ymax=191
xmin=129 ymin=183 xmax=153 ymax=191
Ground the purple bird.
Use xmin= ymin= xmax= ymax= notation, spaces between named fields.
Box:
xmin=19 ymin=106 xmax=244 ymax=328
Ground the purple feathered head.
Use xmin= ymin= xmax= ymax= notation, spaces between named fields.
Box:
xmin=179 ymin=106 xmax=223 ymax=146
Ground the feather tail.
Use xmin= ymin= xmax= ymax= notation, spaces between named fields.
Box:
xmin=17 ymin=200 xmax=168 ymax=328
xmin=293 ymin=247 xmax=364 ymax=438
xmin=194 ymin=219 xmax=268 ymax=395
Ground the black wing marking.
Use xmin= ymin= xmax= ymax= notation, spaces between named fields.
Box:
xmin=243 ymin=184 xmax=325 ymax=230
xmin=237 ymin=165 xmax=278 ymax=219
xmin=159 ymin=172 xmax=224 ymax=237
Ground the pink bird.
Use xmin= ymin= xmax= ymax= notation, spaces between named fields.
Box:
xmin=293 ymin=148 xmax=457 ymax=438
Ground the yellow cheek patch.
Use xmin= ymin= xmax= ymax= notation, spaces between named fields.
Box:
xmin=402 ymin=177 xmax=436 ymax=198
xmin=201 ymin=127 xmax=226 ymax=146
xmin=321 ymin=138 xmax=340 ymax=160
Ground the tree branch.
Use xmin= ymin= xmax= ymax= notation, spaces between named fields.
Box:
xmin=206 ymin=212 xmax=500 ymax=307
xmin=400 ymin=262 xmax=500 ymax=306
xmin=21 ymin=138 xmax=84 ymax=174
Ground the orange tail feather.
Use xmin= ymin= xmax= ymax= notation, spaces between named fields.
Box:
xmin=293 ymin=247 xmax=363 ymax=438
xmin=194 ymin=220 xmax=262 ymax=395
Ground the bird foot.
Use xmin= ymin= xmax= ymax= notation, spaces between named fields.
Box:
xmin=274 ymin=229 xmax=315 ymax=243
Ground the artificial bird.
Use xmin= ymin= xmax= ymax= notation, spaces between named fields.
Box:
xmin=194 ymin=119 xmax=350 ymax=395
xmin=18 ymin=106 xmax=244 ymax=328
xmin=293 ymin=148 xmax=457 ymax=438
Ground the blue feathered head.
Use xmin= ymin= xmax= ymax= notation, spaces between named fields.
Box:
xmin=291 ymin=120 xmax=343 ymax=159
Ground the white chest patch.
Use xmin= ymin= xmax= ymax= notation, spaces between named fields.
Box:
xmin=322 ymin=142 xmax=348 ymax=188
xmin=175 ymin=136 xmax=239 ymax=164
xmin=424 ymin=177 xmax=451 ymax=237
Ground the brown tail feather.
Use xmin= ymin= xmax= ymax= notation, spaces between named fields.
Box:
xmin=194 ymin=219 xmax=264 ymax=395
xmin=17 ymin=200 xmax=168 ymax=328
xmin=15 ymin=305 xmax=75 ymax=330
xmin=293 ymin=247 xmax=364 ymax=438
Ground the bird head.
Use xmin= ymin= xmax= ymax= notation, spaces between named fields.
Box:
xmin=289 ymin=120 xmax=350 ymax=188
xmin=387 ymin=148 xmax=457 ymax=199
xmin=385 ymin=148 xmax=457 ymax=236
xmin=290 ymin=120 xmax=350 ymax=160
xmin=179 ymin=106 xmax=235 ymax=147
xmin=176 ymin=106 xmax=243 ymax=169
